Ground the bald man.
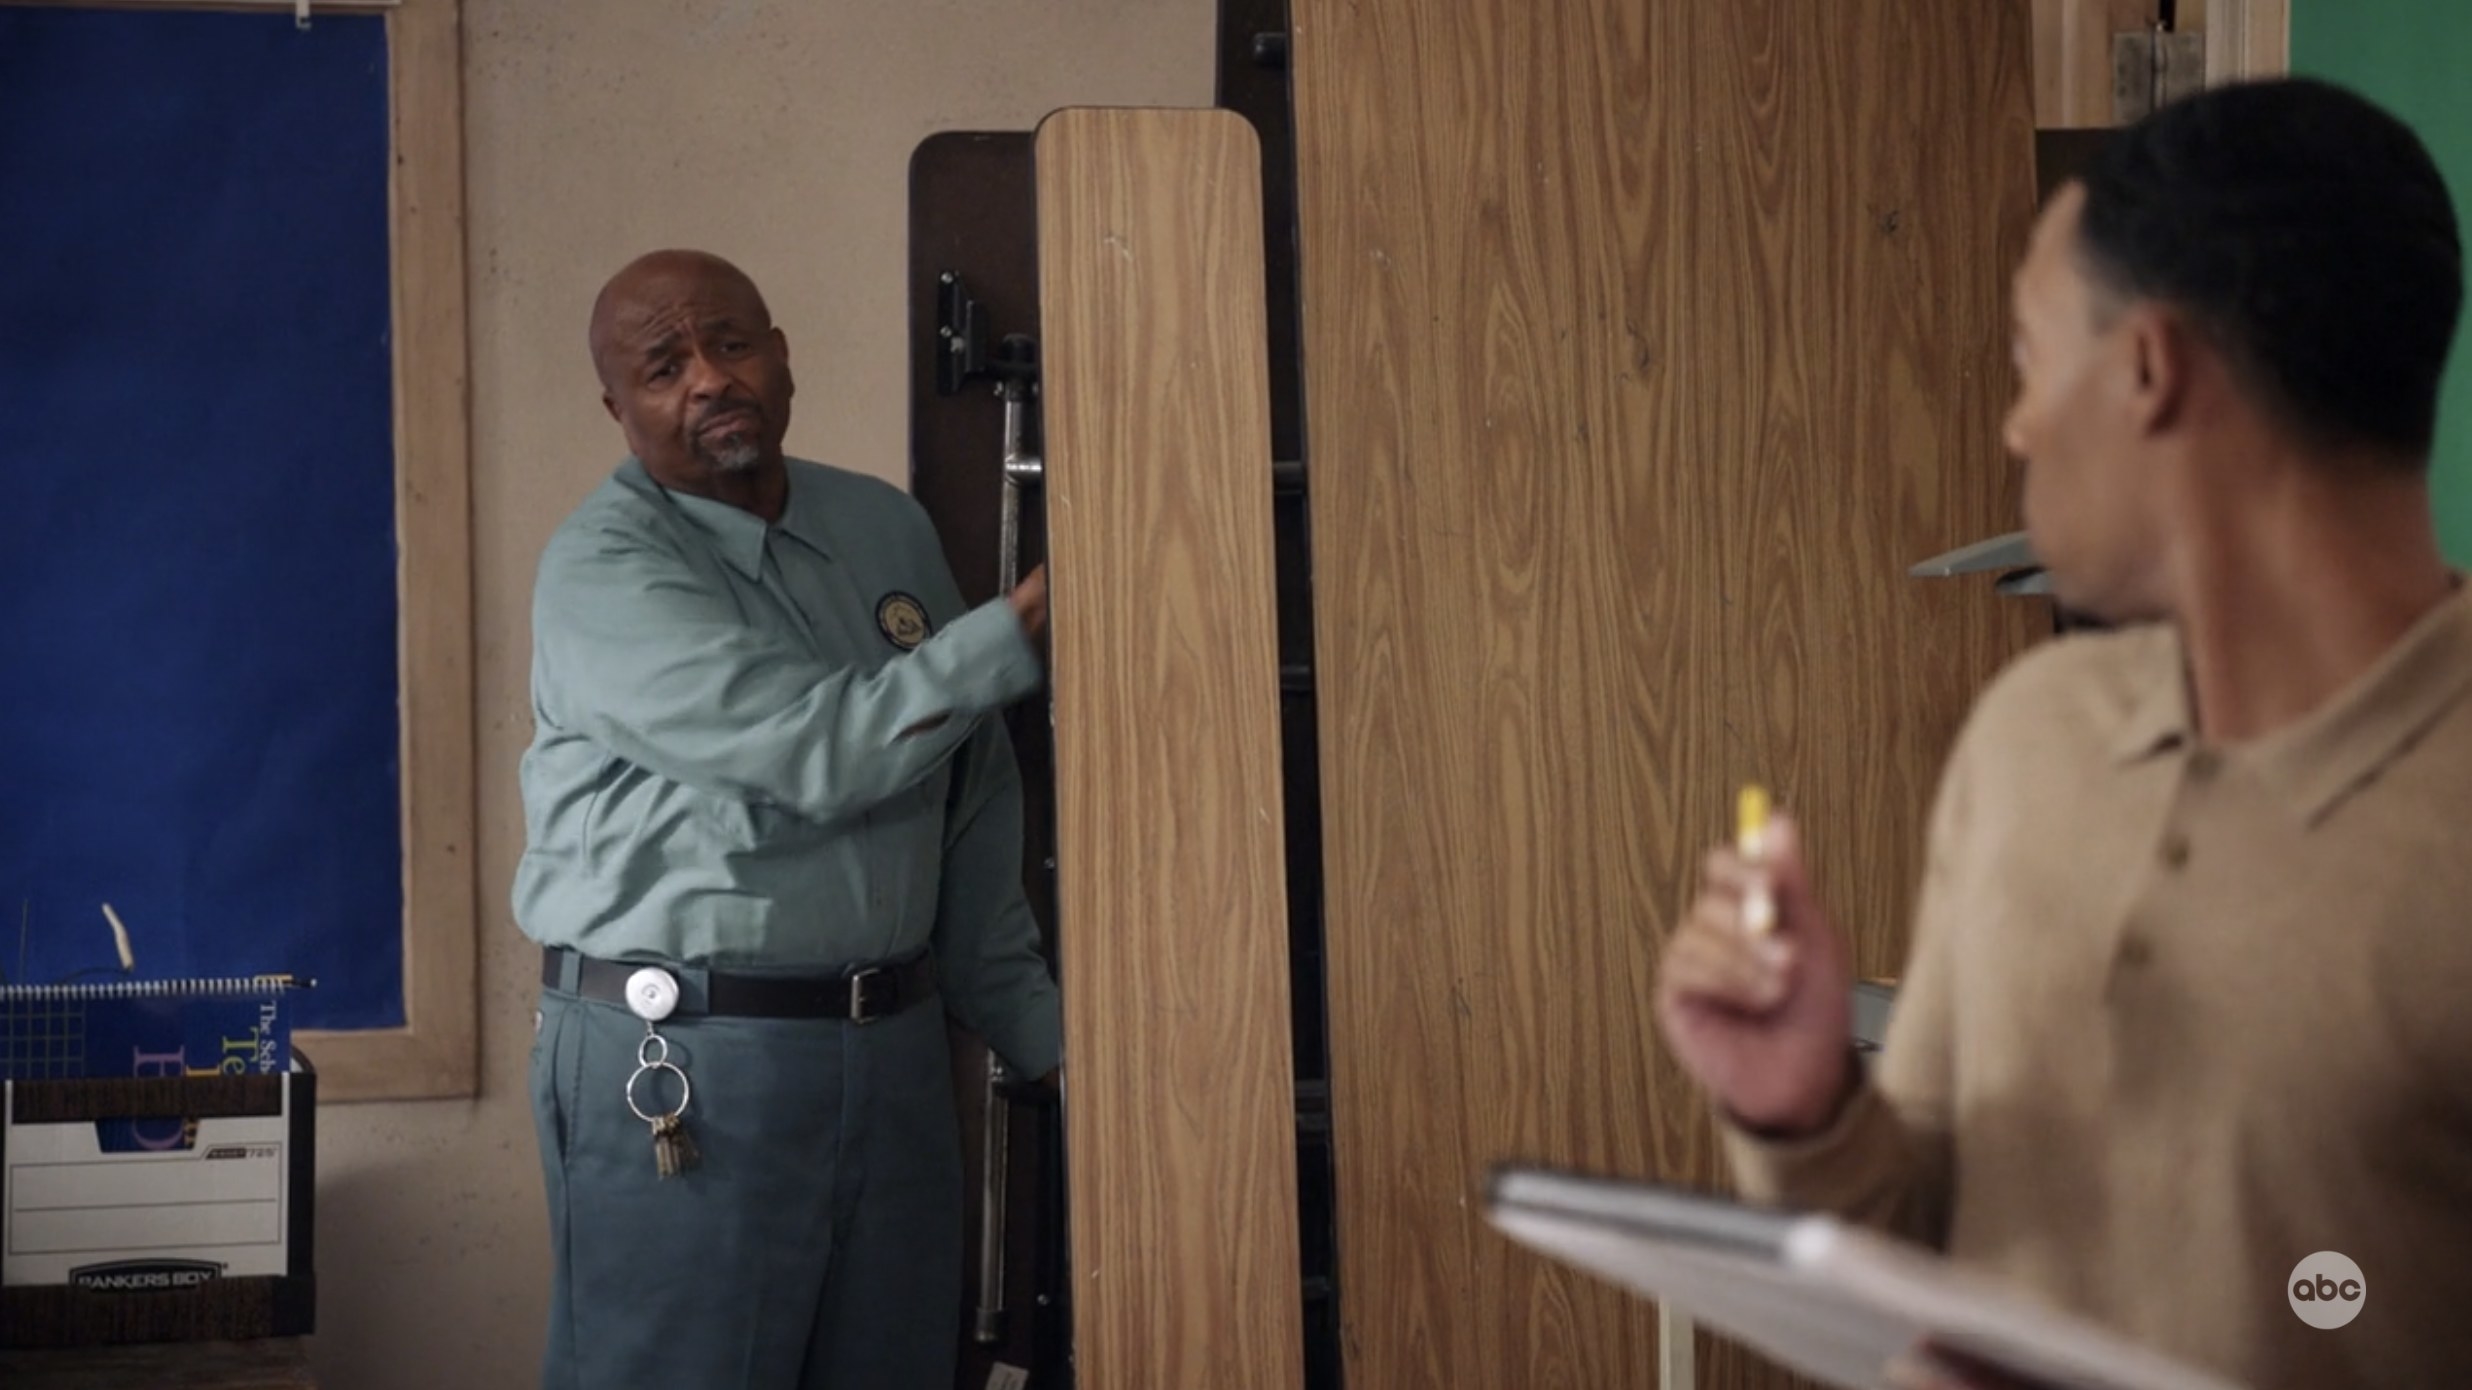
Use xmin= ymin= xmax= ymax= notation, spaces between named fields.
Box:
xmin=517 ymin=251 xmax=1059 ymax=1389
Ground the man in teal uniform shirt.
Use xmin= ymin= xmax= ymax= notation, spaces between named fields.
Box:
xmin=518 ymin=249 xmax=1058 ymax=1389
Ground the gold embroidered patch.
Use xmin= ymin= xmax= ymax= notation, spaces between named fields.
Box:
xmin=877 ymin=592 xmax=931 ymax=650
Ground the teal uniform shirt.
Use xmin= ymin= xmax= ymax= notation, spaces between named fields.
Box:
xmin=515 ymin=456 xmax=1059 ymax=1077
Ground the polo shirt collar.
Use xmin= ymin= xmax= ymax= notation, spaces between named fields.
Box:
xmin=2113 ymin=583 xmax=2472 ymax=825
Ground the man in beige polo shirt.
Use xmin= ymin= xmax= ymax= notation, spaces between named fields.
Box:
xmin=1655 ymin=79 xmax=2469 ymax=1390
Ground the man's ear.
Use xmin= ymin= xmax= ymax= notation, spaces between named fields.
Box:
xmin=2125 ymin=306 xmax=2193 ymax=437
xmin=602 ymin=391 xmax=622 ymax=423
xmin=775 ymin=328 xmax=795 ymax=401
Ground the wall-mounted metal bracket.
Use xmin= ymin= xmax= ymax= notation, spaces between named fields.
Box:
xmin=938 ymin=269 xmax=1043 ymax=399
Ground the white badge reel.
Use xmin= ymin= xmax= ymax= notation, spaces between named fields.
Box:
xmin=626 ymin=966 xmax=680 ymax=1022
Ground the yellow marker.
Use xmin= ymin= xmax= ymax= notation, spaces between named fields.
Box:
xmin=1736 ymin=785 xmax=1771 ymax=855
xmin=1737 ymin=784 xmax=1776 ymax=935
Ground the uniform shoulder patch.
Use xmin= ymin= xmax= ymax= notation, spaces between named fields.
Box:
xmin=876 ymin=591 xmax=932 ymax=651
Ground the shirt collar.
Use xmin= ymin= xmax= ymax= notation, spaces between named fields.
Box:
xmin=2112 ymin=582 xmax=2472 ymax=825
xmin=617 ymin=457 xmax=836 ymax=583
xmin=2110 ymin=634 xmax=2192 ymax=766
xmin=770 ymin=466 xmax=840 ymax=561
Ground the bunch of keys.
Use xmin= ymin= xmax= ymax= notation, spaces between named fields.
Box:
xmin=624 ymin=967 xmax=701 ymax=1180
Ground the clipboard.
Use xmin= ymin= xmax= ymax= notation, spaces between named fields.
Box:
xmin=1484 ymin=1168 xmax=2247 ymax=1390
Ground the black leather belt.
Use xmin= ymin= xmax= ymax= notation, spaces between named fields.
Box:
xmin=542 ymin=946 xmax=936 ymax=1023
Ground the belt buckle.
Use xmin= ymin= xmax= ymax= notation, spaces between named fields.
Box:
xmin=846 ymin=965 xmax=888 ymax=1025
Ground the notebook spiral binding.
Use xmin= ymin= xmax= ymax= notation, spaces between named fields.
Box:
xmin=0 ymin=975 xmax=309 ymax=1002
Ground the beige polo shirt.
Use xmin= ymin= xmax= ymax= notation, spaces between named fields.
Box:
xmin=1726 ymin=588 xmax=2472 ymax=1388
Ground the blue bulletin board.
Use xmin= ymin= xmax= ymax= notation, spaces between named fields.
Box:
xmin=0 ymin=7 xmax=404 ymax=1030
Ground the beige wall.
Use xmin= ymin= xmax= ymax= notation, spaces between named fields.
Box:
xmin=310 ymin=4 xmax=1213 ymax=1385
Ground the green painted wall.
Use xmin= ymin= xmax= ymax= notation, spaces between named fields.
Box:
xmin=2291 ymin=3 xmax=2472 ymax=560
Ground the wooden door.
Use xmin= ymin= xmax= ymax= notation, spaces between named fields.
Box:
xmin=1290 ymin=2 xmax=2044 ymax=1385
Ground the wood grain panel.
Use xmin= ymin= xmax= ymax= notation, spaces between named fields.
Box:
xmin=2204 ymin=0 xmax=2287 ymax=87
xmin=1290 ymin=2 xmax=2043 ymax=1386
xmin=1036 ymin=106 xmax=1306 ymax=1390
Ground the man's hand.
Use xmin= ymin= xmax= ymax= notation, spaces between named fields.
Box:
xmin=1652 ymin=813 xmax=1856 ymax=1136
xmin=1009 ymin=564 xmax=1049 ymax=642
xmin=1884 ymin=1342 xmax=2060 ymax=1390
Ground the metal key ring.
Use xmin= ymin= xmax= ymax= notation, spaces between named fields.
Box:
xmin=636 ymin=1033 xmax=669 ymax=1069
xmin=625 ymin=1059 xmax=692 ymax=1124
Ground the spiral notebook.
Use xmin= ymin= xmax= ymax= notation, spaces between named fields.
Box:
xmin=0 ymin=976 xmax=303 ymax=1083
xmin=1485 ymin=1167 xmax=2246 ymax=1390
xmin=2 ymin=976 xmax=306 ymax=1154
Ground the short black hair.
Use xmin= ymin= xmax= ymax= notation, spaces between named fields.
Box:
xmin=2075 ymin=76 xmax=2462 ymax=463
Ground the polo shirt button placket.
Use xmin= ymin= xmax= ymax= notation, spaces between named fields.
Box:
xmin=2157 ymin=745 xmax=2219 ymax=872
xmin=2121 ymin=754 xmax=2205 ymax=983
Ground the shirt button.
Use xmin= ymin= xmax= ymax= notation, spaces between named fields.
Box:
xmin=2187 ymin=749 xmax=2221 ymax=780
xmin=2160 ymin=832 xmax=2191 ymax=869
